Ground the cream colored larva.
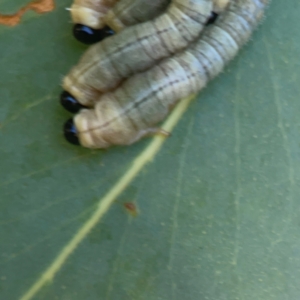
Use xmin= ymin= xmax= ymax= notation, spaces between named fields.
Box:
xmin=104 ymin=0 xmax=228 ymax=31
xmin=70 ymin=0 xmax=170 ymax=30
xmin=63 ymin=0 xmax=215 ymax=106
xmin=65 ymin=0 xmax=268 ymax=149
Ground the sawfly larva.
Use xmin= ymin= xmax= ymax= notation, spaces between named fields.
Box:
xmin=62 ymin=0 xmax=215 ymax=109
xmin=70 ymin=0 xmax=170 ymax=44
xmin=61 ymin=0 xmax=268 ymax=149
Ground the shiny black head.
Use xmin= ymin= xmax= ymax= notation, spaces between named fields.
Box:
xmin=206 ymin=12 xmax=219 ymax=25
xmin=73 ymin=24 xmax=115 ymax=44
xmin=60 ymin=91 xmax=86 ymax=113
xmin=64 ymin=118 xmax=80 ymax=145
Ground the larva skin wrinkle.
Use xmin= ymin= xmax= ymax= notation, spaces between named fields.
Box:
xmin=74 ymin=0 xmax=268 ymax=149
xmin=213 ymin=0 xmax=230 ymax=12
xmin=63 ymin=0 xmax=213 ymax=107
xmin=104 ymin=0 xmax=171 ymax=31
xmin=102 ymin=0 xmax=229 ymax=32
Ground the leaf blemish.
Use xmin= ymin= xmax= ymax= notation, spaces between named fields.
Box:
xmin=0 ymin=0 xmax=55 ymax=26
xmin=124 ymin=202 xmax=139 ymax=217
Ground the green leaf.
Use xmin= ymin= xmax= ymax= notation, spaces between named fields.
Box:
xmin=1 ymin=1 xmax=299 ymax=299
xmin=0 ymin=0 xmax=25 ymax=15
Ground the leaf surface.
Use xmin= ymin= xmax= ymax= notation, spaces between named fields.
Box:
xmin=0 ymin=0 xmax=26 ymax=15
xmin=0 ymin=1 xmax=300 ymax=299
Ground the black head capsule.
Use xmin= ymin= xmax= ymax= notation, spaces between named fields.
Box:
xmin=206 ymin=12 xmax=219 ymax=25
xmin=64 ymin=118 xmax=80 ymax=146
xmin=73 ymin=24 xmax=115 ymax=44
xmin=60 ymin=91 xmax=86 ymax=113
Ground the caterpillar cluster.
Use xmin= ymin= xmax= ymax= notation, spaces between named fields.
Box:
xmin=61 ymin=0 xmax=269 ymax=149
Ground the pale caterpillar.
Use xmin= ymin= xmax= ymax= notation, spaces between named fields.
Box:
xmin=62 ymin=0 xmax=215 ymax=108
xmin=70 ymin=0 xmax=171 ymax=44
xmin=61 ymin=0 xmax=268 ymax=148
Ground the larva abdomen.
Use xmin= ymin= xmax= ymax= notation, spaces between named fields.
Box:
xmin=64 ymin=0 xmax=213 ymax=106
xmin=75 ymin=0 xmax=268 ymax=148
xmin=104 ymin=0 xmax=171 ymax=31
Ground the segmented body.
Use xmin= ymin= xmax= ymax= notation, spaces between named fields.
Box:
xmin=64 ymin=0 xmax=268 ymax=149
xmin=64 ymin=0 xmax=214 ymax=106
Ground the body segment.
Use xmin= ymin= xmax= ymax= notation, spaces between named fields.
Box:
xmin=104 ymin=0 xmax=170 ymax=31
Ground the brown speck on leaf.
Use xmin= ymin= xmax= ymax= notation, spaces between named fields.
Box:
xmin=124 ymin=202 xmax=138 ymax=217
xmin=0 ymin=0 xmax=55 ymax=26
